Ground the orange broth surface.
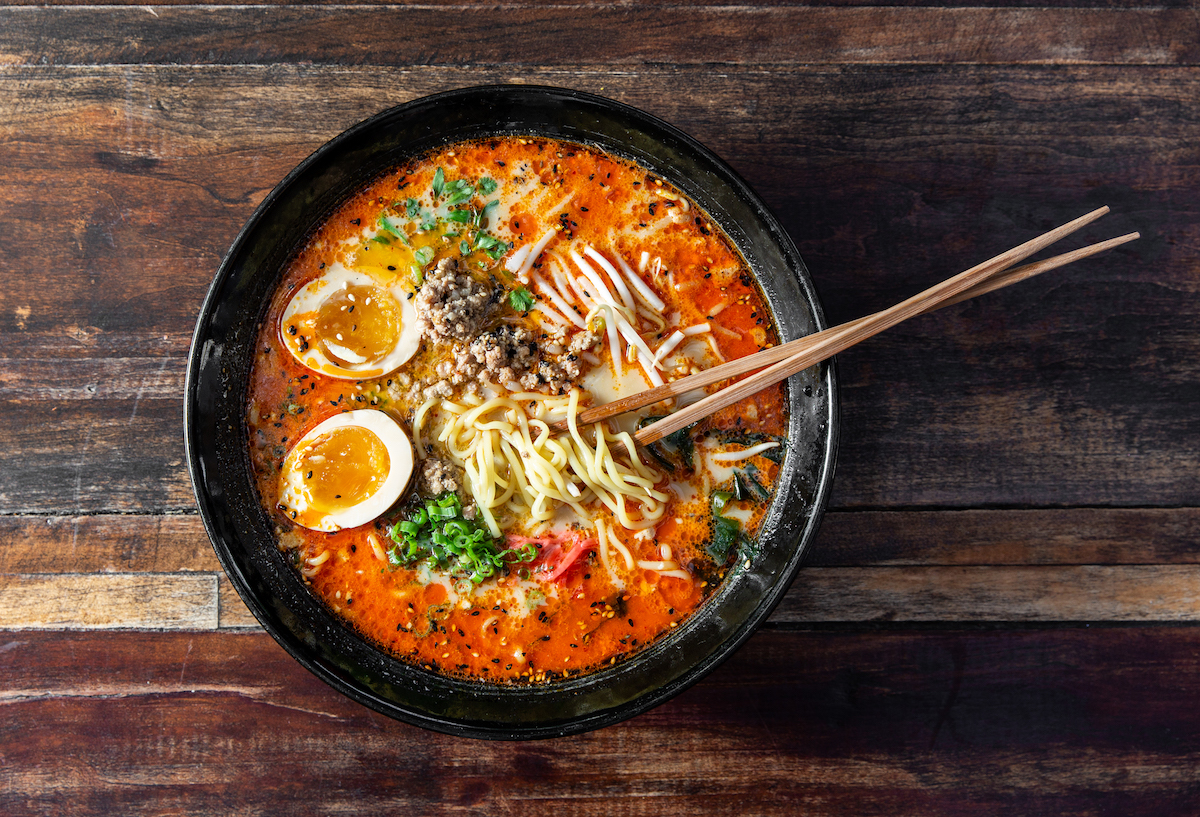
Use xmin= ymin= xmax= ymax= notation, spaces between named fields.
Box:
xmin=247 ymin=137 xmax=788 ymax=684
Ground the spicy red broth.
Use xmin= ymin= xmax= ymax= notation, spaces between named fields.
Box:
xmin=246 ymin=137 xmax=787 ymax=683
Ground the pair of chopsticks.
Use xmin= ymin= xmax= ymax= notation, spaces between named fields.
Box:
xmin=554 ymin=205 xmax=1138 ymax=445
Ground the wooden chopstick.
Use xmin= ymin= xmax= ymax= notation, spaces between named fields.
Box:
xmin=558 ymin=228 xmax=1134 ymax=435
xmin=553 ymin=208 xmax=1123 ymax=437
xmin=624 ymin=209 xmax=1133 ymax=446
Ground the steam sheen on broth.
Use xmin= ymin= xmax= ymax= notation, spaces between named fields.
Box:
xmin=246 ymin=137 xmax=788 ymax=683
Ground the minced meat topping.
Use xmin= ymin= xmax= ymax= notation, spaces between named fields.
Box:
xmin=402 ymin=260 xmax=604 ymax=400
xmin=414 ymin=257 xmax=500 ymax=343
xmin=418 ymin=457 xmax=460 ymax=496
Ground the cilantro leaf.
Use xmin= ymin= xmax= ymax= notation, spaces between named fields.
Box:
xmin=474 ymin=233 xmax=510 ymax=260
xmin=478 ymin=177 xmax=498 ymax=195
xmin=509 ymin=287 xmax=535 ymax=313
xmin=444 ymin=179 xmax=475 ymax=206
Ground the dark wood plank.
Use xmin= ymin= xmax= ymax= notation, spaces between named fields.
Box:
xmin=0 ymin=6 xmax=1195 ymax=66
xmin=4 ymin=628 xmax=1200 ymax=814
xmin=6 ymin=0 xmax=1195 ymax=8
xmin=776 ymin=565 xmax=1200 ymax=622
xmin=0 ymin=66 xmax=1195 ymax=513
xmin=809 ymin=507 xmax=1200 ymax=566
xmin=0 ymin=514 xmax=216 ymax=573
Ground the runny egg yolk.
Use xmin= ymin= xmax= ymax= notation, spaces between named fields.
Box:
xmin=297 ymin=425 xmax=391 ymax=518
xmin=315 ymin=284 xmax=403 ymax=367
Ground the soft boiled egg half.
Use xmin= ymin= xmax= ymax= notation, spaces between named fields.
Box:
xmin=278 ymin=409 xmax=415 ymax=532
xmin=280 ymin=263 xmax=420 ymax=379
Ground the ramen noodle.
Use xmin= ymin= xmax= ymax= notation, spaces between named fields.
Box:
xmin=246 ymin=137 xmax=788 ymax=683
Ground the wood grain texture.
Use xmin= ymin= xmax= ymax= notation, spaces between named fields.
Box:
xmin=6 ymin=512 xmax=1200 ymax=628
xmin=809 ymin=507 xmax=1200 ymax=566
xmin=0 ymin=574 xmax=217 ymax=629
xmin=0 ymin=514 xmax=215 ymax=573
xmin=6 ymin=508 xmax=1199 ymax=574
xmin=1 ymin=2 xmax=1197 ymax=809
xmin=0 ymin=6 xmax=1196 ymax=67
xmin=777 ymin=565 xmax=1200 ymax=622
xmin=0 ymin=65 xmax=1195 ymax=512
xmin=4 ymin=628 xmax=1200 ymax=814
xmin=7 ymin=0 xmax=1197 ymax=8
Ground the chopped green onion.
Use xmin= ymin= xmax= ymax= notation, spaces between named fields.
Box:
xmin=378 ymin=215 xmax=405 ymax=239
xmin=431 ymin=167 xmax=445 ymax=199
xmin=386 ymin=492 xmax=537 ymax=584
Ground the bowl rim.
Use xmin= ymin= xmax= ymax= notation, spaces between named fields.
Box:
xmin=185 ymin=84 xmax=839 ymax=739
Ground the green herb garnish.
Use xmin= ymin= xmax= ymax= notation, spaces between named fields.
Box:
xmin=474 ymin=233 xmax=510 ymax=260
xmin=378 ymin=215 xmax=406 ymax=240
xmin=387 ymin=493 xmax=537 ymax=584
xmin=444 ymin=179 xmax=475 ymax=206
xmin=509 ymin=286 xmax=535 ymax=313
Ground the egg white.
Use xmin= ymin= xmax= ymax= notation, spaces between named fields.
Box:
xmin=278 ymin=409 xmax=414 ymax=532
xmin=279 ymin=264 xmax=420 ymax=380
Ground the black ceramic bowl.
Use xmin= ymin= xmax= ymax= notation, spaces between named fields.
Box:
xmin=185 ymin=85 xmax=838 ymax=739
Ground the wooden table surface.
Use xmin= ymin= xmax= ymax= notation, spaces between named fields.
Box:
xmin=2 ymin=1 xmax=1197 ymax=813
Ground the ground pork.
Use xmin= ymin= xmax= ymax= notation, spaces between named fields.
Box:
xmin=402 ymin=293 xmax=602 ymax=400
xmin=418 ymin=457 xmax=460 ymax=496
xmin=413 ymin=257 xmax=500 ymax=343
xmin=566 ymin=328 xmax=602 ymax=357
xmin=432 ymin=325 xmax=538 ymax=389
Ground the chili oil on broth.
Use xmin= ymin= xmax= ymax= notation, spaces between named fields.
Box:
xmin=246 ymin=137 xmax=789 ymax=684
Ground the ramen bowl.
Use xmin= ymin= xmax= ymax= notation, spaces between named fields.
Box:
xmin=185 ymin=85 xmax=838 ymax=739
